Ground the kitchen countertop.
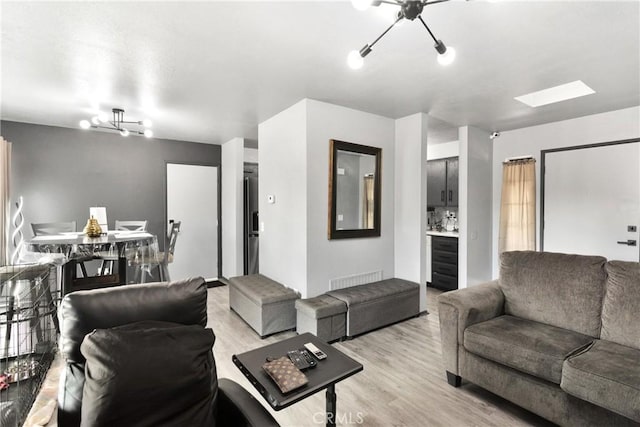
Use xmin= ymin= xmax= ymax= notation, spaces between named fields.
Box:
xmin=427 ymin=230 xmax=459 ymax=238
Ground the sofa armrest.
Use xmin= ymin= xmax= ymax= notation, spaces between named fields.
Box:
xmin=437 ymin=280 xmax=504 ymax=376
xmin=217 ymin=378 xmax=280 ymax=427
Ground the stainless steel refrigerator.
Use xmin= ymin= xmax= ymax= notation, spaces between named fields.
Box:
xmin=244 ymin=175 xmax=259 ymax=274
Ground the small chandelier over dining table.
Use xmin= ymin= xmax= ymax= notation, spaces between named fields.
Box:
xmin=79 ymin=108 xmax=153 ymax=138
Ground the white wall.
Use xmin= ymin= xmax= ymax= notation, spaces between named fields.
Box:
xmin=491 ymin=106 xmax=640 ymax=276
xmin=221 ymin=137 xmax=245 ymax=279
xmin=395 ymin=113 xmax=428 ymax=311
xmin=259 ymin=99 xmax=396 ymax=298
xmin=427 ymin=140 xmax=459 ymax=160
xmin=258 ymin=101 xmax=308 ymax=294
xmin=305 ymin=99 xmax=396 ymax=298
xmin=458 ymin=126 xmax=493 ymax=288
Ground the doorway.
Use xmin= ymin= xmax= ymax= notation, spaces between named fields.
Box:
xmin=542 ymin=139 xmax=639 ymax=261
xmin=244 ymin=163 xmax=259 ymax=274
xmin=166 ymin=163 xmax=220 ymax=281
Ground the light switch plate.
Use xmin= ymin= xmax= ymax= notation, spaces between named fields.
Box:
xmin=267 ymin=195 xmax=276 ymax=204
xmin=629 ymin=225 xmax=637 ymax=232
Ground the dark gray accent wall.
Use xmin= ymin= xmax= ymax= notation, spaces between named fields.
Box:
xmin=2 ymin=120 xmax=221 ymax=250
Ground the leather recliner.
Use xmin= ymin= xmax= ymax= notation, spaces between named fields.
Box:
xmin=57 ymin=276 xmax=279 ymax=427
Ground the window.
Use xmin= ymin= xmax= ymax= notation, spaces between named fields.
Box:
xmin=499 ymin=158 xmax=536 ymax=253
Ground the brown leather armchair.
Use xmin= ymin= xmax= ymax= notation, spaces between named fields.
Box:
xmin=57 ymin=277 xmax=279 ymax=427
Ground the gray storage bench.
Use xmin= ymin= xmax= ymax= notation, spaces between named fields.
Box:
xmin=326 ymin=278 xmax=420 ymax=337
xmin=228 ymin=274 xmax=300 ymax=338
xmin=295 ymin=295 xmax=347 ymax=343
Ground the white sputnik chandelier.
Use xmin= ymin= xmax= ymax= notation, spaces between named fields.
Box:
xmin=80 ymin=108 xmax=153 ymax=138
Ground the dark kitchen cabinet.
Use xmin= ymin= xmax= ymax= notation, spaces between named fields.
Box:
xmin=446 ymin=158 xmax=458 ymax=206
xmin=431 ymin=236 xmax=458 ymax=291
xmin=427 ymin=159 xmax=447 ymax=207
xmin=427 ymin=157 xmax=458 ymax=208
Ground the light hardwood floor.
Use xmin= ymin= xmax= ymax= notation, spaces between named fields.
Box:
xmin=208 ymin=286 xmax=554 ymax=427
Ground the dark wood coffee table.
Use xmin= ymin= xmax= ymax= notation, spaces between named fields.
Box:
xmin=232 ymin=332 xmax=363 ymax=427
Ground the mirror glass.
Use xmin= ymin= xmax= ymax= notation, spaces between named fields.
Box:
xmin=328 ymin=140 xmax=381 ymax=239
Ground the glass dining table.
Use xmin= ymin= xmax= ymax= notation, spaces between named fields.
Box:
xmin=23 ymin=231 xmax=157 ymax=296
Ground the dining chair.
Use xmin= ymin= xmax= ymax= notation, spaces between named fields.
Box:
xmin=133 ymin=221 xmax=181 ymax=283
xmin=160 ymin=221 xmax=181 ymax=281
xmin=114 ymin=220 xmax=148 ymax=232
xmin=31 ymin=221 xmax=76 ymax=236
xmin=31 ymin=221 xmax=89 ymax=278
xmin=98 ymin=220 xmax=149 ymax=275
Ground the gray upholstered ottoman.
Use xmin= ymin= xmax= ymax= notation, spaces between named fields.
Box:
xmin=327 ymin=278 xmax=420 ymax=337
xmin=295 ymin=295 xmax=347 ymax=343
xmin=228 ymin=274 xmax=300 ymax=338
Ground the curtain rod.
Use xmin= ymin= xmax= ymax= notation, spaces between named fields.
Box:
xmin=504 ymin=155 xmax=535 ymax=164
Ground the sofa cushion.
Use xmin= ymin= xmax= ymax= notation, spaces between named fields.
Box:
xmin=60 ymin=277 xmax=208 ymax=364
xmin=499 ymin=251 xmax=607 ymax=337
xmin=229 ymin=274 xmax=299 ymax=305
xmin=80 ymin=320 xmax=216 ymax=427
xmin=601 ymin=261 xmax=640 ymax=350
xmin=561 ymin=339 xmax=640 ymax=422
xmin=464 ymin=315 xmax=594 ymax=384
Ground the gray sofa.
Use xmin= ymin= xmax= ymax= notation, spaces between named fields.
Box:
xmin=438 ymin=251 xmax=640 ymax=426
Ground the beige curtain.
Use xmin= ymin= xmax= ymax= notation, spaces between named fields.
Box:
xmin=362 ymin=175 xmax=375 ymax=229
xmin=499 ymin=159 xmax=536 ymax=253
xmin=0 ymin=137 xmax=11 ymax=266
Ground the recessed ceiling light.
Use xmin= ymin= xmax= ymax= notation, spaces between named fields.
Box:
xmin=514 ymin=80 xmax=595 ymax=108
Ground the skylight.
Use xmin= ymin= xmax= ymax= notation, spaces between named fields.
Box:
xmin=514 ymin=80 xmax=595 ymax=108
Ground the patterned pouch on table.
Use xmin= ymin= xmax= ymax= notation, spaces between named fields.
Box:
xmin=262 ymin=356 xmax=309 ymax=394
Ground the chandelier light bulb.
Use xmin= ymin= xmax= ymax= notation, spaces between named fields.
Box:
xmin=91 ymin=116 xmax=101 ymax=125
xmin=351 ymin=0 xmax=373 ymax=11
xmin=141 ymin=119 xmax=152 ymax=127
xmin=437 ymin=46 xmax=456 ymax=66
xmin=347 ymin=50 xmax=364 ymax=70
xmin=120 ymin=128 xmax=130 ymax=137
xmin=79 ymin=120 xmax=91 ymax=129
xmin=144 ymin=129 xmax=153 ymax=138
xmin=98 ymin=113 xmax=109 ymax=123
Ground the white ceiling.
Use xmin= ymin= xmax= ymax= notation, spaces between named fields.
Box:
xmin=2 ymin=1 xmax=639 ymax=145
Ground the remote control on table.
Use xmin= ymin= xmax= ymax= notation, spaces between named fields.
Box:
xmin=299 ymin=348 xmax=317 ymax=367
xmin=304 ymin=342 xmax=327 ymax=360
xmin=287 ymin=349 xmax=317 ymax=370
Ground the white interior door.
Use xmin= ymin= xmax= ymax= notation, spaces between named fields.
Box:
xmin=543 ymin=142 xmax=639 ymax=261
xmin=167 ymin=163 xmax=219 ymax=281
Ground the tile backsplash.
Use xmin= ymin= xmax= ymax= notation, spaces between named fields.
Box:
xmin=428 ymin=207 xmax=458 ymax=231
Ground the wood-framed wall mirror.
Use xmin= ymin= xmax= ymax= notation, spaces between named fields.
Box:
xmin=328 ymin=139 xmax=382 ymax=239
